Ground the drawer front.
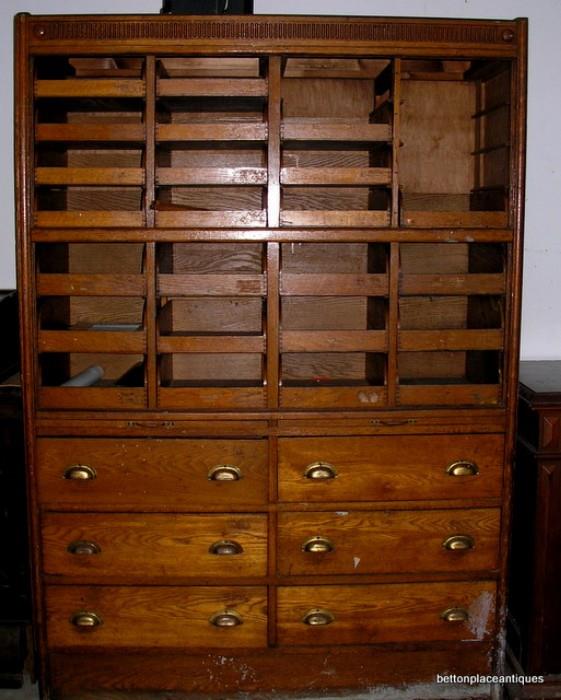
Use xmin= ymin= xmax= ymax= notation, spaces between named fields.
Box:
xmin=277 ymin=581 xmax=496 ymax=646
xmin=46 ymin=585 xmax=267 ymax=649
xmin=278 ymin=508 xmax=500 ymax=576
xmin=42 ymin=513 xmax=268 ymax=581
xmin=36 ymin=438 xmax=268 ymax=507
xmin=278 ymin=434 xmax=504 ymax=502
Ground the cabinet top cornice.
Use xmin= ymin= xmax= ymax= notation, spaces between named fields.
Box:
xmin=17 ymin=13 xmax=525 ymax=58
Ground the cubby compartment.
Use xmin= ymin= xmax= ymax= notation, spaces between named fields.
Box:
xmin=280 ymin=242 xmax=389 ymax=408
xmin=155 ymin=57 xmax=267 ymax=227
xmin=156 ymin=242 xmax=267 ymax=409
xmin=280 ymin=58 xmax=393 ymax=227
xmin=397 ymin=242 xmax=505 ymax=406
xmin=34 ymin=56 xmax=146 ymax=227
xmin=399 ymin=59 xmax=511 ymax=228
xmin=35 ymin=242 xmax=146 ymax=408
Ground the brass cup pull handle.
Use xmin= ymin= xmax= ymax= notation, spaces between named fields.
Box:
xmin=209 ymin=540 xmax=243 ymax=556
xmin=442 ymin=534 xmax=475 ymax=551
xmin=208 ymin=464 xmax=242 ymax=482
xmin=63 ymin=464 xmax=97 ymax=481
xmin=67 ymin=540 xmax=101 ymax=556
xmin=302 ymin=609 xmax=335 ymax=627
xmin=209 ymin=610 xmax=243 ymax=628
xmin=441 ymin=607 xmax=469 ymax=623
xmin=446 ymin=461 xmax=479 ymax=477
xmin=71 ymin=611 xmax=103 ymax=629
xmin=304 ymin=461 xmax=337 ymax=481
xmin=302 ymin=536 xmax=334 ymax=554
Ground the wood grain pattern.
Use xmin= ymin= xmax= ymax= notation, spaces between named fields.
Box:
xmin=36 ymin=438 xmax=268 ymax=508
xmin=35 ymin=79 xmax=145 ymax=98
xmin=278 ymin=434 xmax=504 ymax=502
xmin=46 ymin=585 xmax=267 ymax=649
xmin=42 ymin=513 xmax=268 ymax=581
xmin=157 ymin=78 xmax=267 ymax=97
xmin=277 ymin=508 xmax=500 ymax=575
xmin=277 ymin=581 xmax=496 ymax=645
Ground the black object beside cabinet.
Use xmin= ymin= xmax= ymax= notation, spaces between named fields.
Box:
xmin=508 ymin=361 xmax=561 ymax=698
xmin=0 ymin=290 xmax=30 ymax=688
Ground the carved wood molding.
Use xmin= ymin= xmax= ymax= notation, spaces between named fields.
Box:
xmin=30 ymin=18 xmax=516 ymax=45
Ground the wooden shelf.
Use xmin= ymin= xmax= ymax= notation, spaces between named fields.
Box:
xmin=38 ymin=330 xmax=146 ymax=354
xmin=35 ymin=212 xmax=145 ymax=228
xmin=282 ymin=120 xmax=391 ymax=142
xmin=155 ymin=210 xmax=266 ymax=228
xmin=401 ymin=210 xmax=509 ymax=228
xmin=158 ymin=386 xmax=266 ymax=410
xmin=281 ymin=331 xmax=387 ymax=353
xmin=158 ymin=335 xmax=266 ymax=354
xmin=35 ymin=79 xmax=145 ymax=98
xmin=157 ymin=78 xmax=267 ymax=97
xmin=399 ymin=329 xmax=504 ymax=352
xmin=35 ymin=168 xmax=145 ymax=186
xmin=281 ymin=273 xmax=388 ymax=296
xmin=158 ymin=274 xmax=266 ymax=297
xmin=398 ymin=384 xmax=501 ymax=406
xmin=400 ymin=273 xmax=505 ymax=295
xmin=36 ymin=124 xmax=145 ymax=142
xmin=156 ymin=168 xmax=267 ymax=186
xmin=157 ymin=124 xmax=267 ymax=142
xmin=281 ymin=168 xmax=391 ymax=186
xmin=280 ymin=211 xmax=390 ymax=227
xmin=39 ymin=387 xmax=146 ymax=410
xmin=281 ymin=386 xmax=387 ymax=409
xmin=37 ymin=274 xmax=145 ymax=297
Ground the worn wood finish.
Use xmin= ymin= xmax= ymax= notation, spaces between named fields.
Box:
xmin=16 ymin=11 xmax=526 ymax=698
xmin=277 ymin=580 xmax=496 ymax=645
xmin=42 ymin=513 xmax=268 ymax=581
xmin=36 ymin=438 xmax=268 ymax=508
xmin=277 ymin=508 xmax=500 ymax=576
xmin=46 ymin=585 xmax=268 ymax=649
xmin=278 ymin=434 xmax=504 ymax=502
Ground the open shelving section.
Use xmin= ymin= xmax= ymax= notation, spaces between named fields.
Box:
xmin=30 ymin=52 xmax=515 ymax=411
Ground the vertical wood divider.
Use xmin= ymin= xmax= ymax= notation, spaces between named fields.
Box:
xmin=267 ymin=429 xmax=278 ymax=646
xmin=387 ymin=242 xmax=400 ymax=406
xmin=387 ymin=60 xmax=401 ymax=405
xmin=144 ymin=56 xmax=158 ymax=407
xmin=391 ymin=58 xmax=401 ymax=227
xmin=267 ymin=56 xmax=281 ymax=228
xmin=267 ymin=56 xmax=282 ymax=408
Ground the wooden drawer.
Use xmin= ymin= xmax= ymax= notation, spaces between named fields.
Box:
xmin=42 ymin=513 xmax=268 ymax=581
xmin=36 ymin=438 xmax=268 ymax=508
xmin=46 ymin=585 xmax=267 ymax=649
xmin=277 ymin=581 xmax=496 ymax=646
xmin=277 ymin=508 xmax=500 ymax=576
xmin=278 ymin=434 xmax=504 ymax=502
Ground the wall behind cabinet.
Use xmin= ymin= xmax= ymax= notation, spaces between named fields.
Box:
xmin=2 ymin=0 xmax=560 ymax=360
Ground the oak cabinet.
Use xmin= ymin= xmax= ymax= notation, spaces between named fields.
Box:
xmin=15 ymin=12 xmax=526 ymax=697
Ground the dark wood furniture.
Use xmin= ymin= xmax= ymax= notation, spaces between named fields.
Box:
xmin=15 ymin=13 xmax=527 ymax=698
xmin=507 ymin=361 xmax=561 ymax=699
xmin=0 ymin=291 xmax=29 ymax=688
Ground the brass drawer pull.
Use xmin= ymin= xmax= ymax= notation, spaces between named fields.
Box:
xmin=67 ymin=540 xmax=101 ymax=556
xmin=302 ymin=609 xmax=335 ymax=626
xmin=209 ymin=610 xmax=243 ymax=628
xmin=208 ymin=464 xmax=242 ymax=482
xmin=71 ymin=611 xmax=103 ymax=629
xmin=63 ymin=464 xmax=97 ymax=481
xmin=441 ymin=607 xmax=469 ymax=623
xmin=446 ymin=461 xmax=479 ymax=477
xmin=304 ymin=461 xmax=337 ymax=481
xmin=209 ymin=540 xmax=243 ymax=556
xmin=302 ymin=536 xmax=334 ymax=554
xmin=442 ymin=535 xmax=475 ymax=551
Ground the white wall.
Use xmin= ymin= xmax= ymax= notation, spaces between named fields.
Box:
xmin=3 ymin=0 xmax=560 ymax=359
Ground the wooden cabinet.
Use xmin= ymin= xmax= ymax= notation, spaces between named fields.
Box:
xmin=15 ymin=12 xmax=527 ymax=698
